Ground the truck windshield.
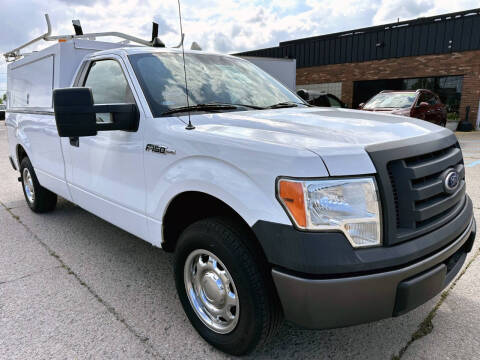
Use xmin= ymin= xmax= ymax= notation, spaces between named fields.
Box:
xmin=128 ymin=52 xmax=304 ymax=117
xmin=363 ymin=92 xmax=416 ymax=109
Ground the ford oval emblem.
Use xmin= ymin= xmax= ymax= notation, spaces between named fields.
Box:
xmin=444 ymin=169 xmax=460 ymax=193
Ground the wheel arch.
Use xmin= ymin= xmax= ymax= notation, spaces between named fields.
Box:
xmin=161 ymin=191 xmax=266 ymax=260
xmin=16 ymin=144 xmax=29 ymax=168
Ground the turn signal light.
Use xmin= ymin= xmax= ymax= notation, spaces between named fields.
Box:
xmin=278 ymin=180 xmax=306 ymax=227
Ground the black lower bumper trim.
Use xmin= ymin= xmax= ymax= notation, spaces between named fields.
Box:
xmin=393 ymin=263 xmax=447 ymax=316
xmin=253 ymin=196 xmax=474 ymax=275
xmin=272 ymin=218 xmax=475 ymax=329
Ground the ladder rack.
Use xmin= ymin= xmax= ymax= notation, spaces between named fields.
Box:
xmin=3 ymin=14 xmax=180 ymax=62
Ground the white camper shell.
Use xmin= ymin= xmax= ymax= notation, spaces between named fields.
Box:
xmin=7 ymin=39 xmax=131 ymax=110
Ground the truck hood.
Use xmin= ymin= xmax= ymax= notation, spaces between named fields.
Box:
xmin=184 ymin=107 xmax=451 ymax=176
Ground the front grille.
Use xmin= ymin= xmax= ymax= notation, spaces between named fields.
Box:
xmin=367 ymin=133 xmax=467 ymax=245
xmin=388 ymin=144 xmax=465 ymax=230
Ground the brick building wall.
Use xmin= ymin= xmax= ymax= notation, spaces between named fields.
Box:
xmin=296 ymin=50 xmax=480 ymax=126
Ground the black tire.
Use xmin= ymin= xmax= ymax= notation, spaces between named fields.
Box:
xmin=174 ymin=217 xmax=282 ymax=355
xmin=20 ymin=157 xmax=57 ymax=213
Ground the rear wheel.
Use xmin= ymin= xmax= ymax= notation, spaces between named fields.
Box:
xmin=20 ymin=157 xmax=57 ymax=213
xmin=174 ymin=217 xmax=282 ymax=355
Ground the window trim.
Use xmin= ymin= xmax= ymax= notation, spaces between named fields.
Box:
xmin=76 ymin=57 xmax=137 ymax=106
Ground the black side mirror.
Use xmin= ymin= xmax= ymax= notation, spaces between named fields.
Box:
xmin=53 ymin=88 xmax=96 ymax=137
xmin=53 ymin=87 xmax=139 ymax=138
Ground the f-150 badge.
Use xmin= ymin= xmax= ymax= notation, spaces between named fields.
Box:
xmin=145 ymin=144 xmax=176 ymax=155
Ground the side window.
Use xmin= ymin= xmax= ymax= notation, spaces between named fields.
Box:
xmin=327 ymin=95 xmax=342 ymax=108
xmin=417 ymin=92 xmax=429 ymax=105
xmin=84 ymin=60 xmax=135 ymax=104
xmin=84 ymin=60 xmax=135 ymax=123
xmin=426 ymin=94 xmax=436 ymax=105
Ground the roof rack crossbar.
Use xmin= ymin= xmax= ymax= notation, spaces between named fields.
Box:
xmin=3 ymin=14 xmax=164 ymax=62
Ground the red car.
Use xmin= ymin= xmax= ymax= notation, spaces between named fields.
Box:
xmin=359 ymin=89 xmax=447 ymax=127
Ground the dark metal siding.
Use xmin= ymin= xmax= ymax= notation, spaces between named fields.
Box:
xmin=235 ymin=9 xmax=480 ymax=68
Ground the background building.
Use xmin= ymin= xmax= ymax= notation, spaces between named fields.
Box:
xmin=236 ymin=9 xmax=480 ymax=128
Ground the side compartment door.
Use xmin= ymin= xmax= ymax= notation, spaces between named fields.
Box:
xmin=63 ymin=56 xmax=148 ymax=239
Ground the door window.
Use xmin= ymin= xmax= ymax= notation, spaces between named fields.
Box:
xmin=426 ymin=94 xmax=437 ymax=105
xmin=84 ymin=60 xmax=135 ymax=122
xmin=327 ymin=95 xmax=343 ymax=107
xmin=417 ymin=92 xmax=432 ymax=105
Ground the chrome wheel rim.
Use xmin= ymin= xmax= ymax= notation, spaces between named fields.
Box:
xmin=184 ymin=249 xmax=239 ymax=334
xmin=23 ymin=168 xmax=35 ymax=204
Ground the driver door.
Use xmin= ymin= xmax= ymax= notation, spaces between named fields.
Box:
xmin=62 ymin=56 xmax=148 ymax=239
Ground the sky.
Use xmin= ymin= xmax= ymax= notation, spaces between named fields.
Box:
xmin=0 ymin=0 xmax=479 ymax=98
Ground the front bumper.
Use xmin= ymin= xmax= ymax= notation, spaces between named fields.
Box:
xmin=272 ymin=217 xmax=475 ymax=329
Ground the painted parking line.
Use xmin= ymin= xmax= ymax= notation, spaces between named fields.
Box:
xmin=466 ymin=160 xmax=480 ymax=168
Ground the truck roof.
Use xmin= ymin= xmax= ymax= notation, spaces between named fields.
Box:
xmin=95 ymin=46 xmax=234 ymax=58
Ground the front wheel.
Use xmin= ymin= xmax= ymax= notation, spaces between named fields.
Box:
xmin=174 ymin=217 xmax=282 ymax=355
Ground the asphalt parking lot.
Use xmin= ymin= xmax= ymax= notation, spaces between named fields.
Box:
xmin=0 ymin=124 xmax=479 ymax=360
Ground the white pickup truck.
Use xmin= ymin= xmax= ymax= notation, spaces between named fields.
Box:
xmin=4 ymin=30 xmax=476 ymax=355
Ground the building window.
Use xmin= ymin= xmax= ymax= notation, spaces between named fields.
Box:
xmin=402 ymin=76 xmax=463 ymax=120
xmin=353 ymin=75 xmax=463 ymax=119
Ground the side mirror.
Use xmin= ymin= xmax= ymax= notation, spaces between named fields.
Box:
xmin=53 ymin=87 xmax=139 ymax=138
xmin=358 ymin=103 xmax=365 ymax=109
xmin=53 ymin=88 xmax=96 ymax=137
xmin=296 ymin=89 xmax=309 ymax=101
xmin=417 ymin=101 xmax=429 ymax=108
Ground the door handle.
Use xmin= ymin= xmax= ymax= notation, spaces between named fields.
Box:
xmin=69 ymin=137 xmax=79 ymax=147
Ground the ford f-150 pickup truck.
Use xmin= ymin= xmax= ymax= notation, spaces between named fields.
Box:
xmin=4 ymin=23 xmax=476 ymax=355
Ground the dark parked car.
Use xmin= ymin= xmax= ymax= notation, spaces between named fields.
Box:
xmin=0 ymin=104 xmax=5 ymax=121
xmin=359 ymin=89 xmax=447 ymax=127
xmin=297 ymin=89 xmax=346 ymax=108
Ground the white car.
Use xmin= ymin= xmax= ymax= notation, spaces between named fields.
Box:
xmin=5 ymin=37 xmax=476 ymax=355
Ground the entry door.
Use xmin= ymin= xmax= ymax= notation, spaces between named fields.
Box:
xmin=65 ymin=57 xmax=148 ymax=239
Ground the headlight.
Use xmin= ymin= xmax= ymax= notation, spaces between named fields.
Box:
xmin=277 ymin=177 xmax=382 ymax=248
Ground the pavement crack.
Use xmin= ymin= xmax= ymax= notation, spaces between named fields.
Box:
xmin=0 ymin=200 xmax=163 ymax=358
xmin=392 ymin=246 xmax=480 ymax=360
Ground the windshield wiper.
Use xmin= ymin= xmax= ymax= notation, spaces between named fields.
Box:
xmin=229 ymin=103 xmax=266 ymax=110
xmin=161 ymin=103 xmax=269 ymax=116
xmin=267 ymin=101 xmax=304 ymax=109
xmin=161 ymin=103 xmax=238 ymax=116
